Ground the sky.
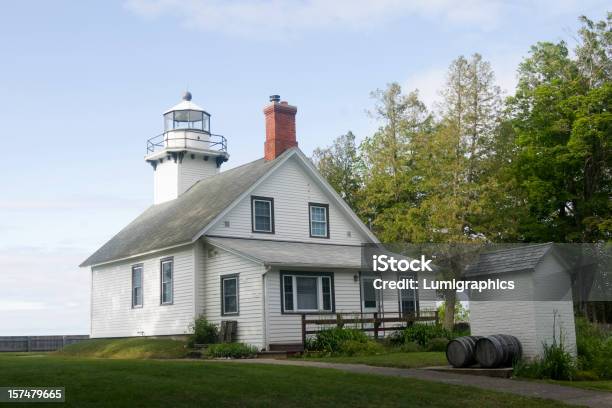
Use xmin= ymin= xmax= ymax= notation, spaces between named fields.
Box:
xmin=0 ymin=1 xmax=608 ymax=335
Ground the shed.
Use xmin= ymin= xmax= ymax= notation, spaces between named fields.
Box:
xmin=466 ymin=243 xmax=577 ymax=359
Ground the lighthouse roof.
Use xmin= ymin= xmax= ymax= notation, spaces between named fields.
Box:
xmin=163 ymin=92 xmax=207 ymax=115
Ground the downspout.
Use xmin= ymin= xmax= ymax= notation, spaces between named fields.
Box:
xmin=262 ymin=265 xmax=270 ymax=350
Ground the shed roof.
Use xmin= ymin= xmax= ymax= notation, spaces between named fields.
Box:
xmin=464 ymin=243 xmax=554 ymax=277
xmin=206 ymin=237 xmax=363 ymax=269
xmin=80 ymin=153 xmax=285 ymax=267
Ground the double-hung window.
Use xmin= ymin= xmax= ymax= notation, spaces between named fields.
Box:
xmin=400 ymin=274 xmax=418 ymax=315
xmin=160 ymin=258 xmax=173 ymax=305
xmin=132 ymin=264 xmax=143 ymax=308
xmin=221 ymin=275 xmax=239 ymax=315
xmin=361 ymin=276 xmax=378 ymax=310
xmin=309 ymin=203 xmax=329 ymax=238
xmin=282 ymin=273 xmax=334 ymax=313
xmin=251 ymin=196 xmax=274 ymax=233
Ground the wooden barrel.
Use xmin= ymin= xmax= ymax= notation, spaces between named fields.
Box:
xmin=446 ymin=336 xmax=482 ymax=368
xmin=475 ymin=334 xmax=522 ymax=368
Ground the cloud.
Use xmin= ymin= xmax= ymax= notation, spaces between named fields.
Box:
xmin=124 ymin=0 xmax=506 ymax=36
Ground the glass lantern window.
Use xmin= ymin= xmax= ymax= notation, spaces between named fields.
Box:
xmin=164 ymin=110 xmax=210 ymax=132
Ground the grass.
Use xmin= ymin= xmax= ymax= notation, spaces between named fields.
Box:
xmin=300 ymin=351 xmax=448 ymax=369
xmin=57 ymin=338 xmax=189 ymax=359
xmin=0 ymin=353 xmax=568 ymax=407
xmin=549 ymin=380 xmax=612 ymax=393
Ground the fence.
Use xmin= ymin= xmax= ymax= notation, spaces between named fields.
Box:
xmin=0 ymin=335 xmax=89 ymax=352
xmin=301 ymin=310 xmax=438 ymax=347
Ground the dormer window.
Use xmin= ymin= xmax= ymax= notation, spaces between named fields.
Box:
xmin=309 ymin=203 xmax=329 ymax=238
xmin=251 ymin=196 xmax=274 ymax=233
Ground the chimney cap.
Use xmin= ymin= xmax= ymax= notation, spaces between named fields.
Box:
xmin=269 ymin=95 xmax=281 ymax=103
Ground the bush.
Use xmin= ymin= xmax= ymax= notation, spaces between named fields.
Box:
xmin=396 ymin=341 xmax=422 ymax=353
xmin=188 ymin=316 xmax=219 ymax=347
xmin=338 ymin=340 xmax=384 ymax=356
xmin=399 ymin=324 xmax=451 ymax=347
xmin=574 ymin=370 xmax=600 ymax=381
xmin=426 ymin=337 xmax=449 ymax=352
xmin=514 ymin=343 xmax=576 ymax=381
xmin=452 ymin=322 xmax=471 ymax=338
xmin=204 ymin=343 xmax=258 ymax=358
xmin=306 ymin=328 xmax=369 ymax=353
xmin=575 ymin=316 xmax=612 ymax=379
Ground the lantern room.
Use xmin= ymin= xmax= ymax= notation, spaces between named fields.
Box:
xmin=163 ymin=91 xmax=210 ymax=133
xmin=145 ymin=91 xmax=229 ymax=205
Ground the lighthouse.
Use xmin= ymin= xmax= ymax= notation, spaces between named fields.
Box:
xmin=145 ymin=92 xmax=229 ymax=204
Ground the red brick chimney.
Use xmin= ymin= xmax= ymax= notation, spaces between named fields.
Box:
xmin=264 ymin=95 xmax=298 ymax=160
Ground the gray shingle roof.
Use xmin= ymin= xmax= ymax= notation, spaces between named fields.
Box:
xmin=80 ymin=153 xmax=286 ymax=267
xmin=464 ymin=243 xmax=553 ymax=277
xmin=207 ymin=237 xmax=363 ymax=269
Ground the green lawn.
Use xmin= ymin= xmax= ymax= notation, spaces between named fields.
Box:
xmin=57 ymin=338 xmax=189 ymax=359
xmin=0 ymin=354 xmax=568 ymax=407
xmin=300 ymin=351 xmax=448 ymax=368
xmin=550 ymin=380 xmax=612 ymax=393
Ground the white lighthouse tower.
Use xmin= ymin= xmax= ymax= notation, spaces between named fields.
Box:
xmin=145 ymin=92 xmax=229 ymax=204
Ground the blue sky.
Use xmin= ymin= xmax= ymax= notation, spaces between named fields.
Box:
xmin=0 ymin=1 xmax=608 ymax=334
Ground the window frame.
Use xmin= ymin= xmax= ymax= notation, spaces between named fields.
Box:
xmin=251 ymin=196 xmax=275 ymax=234
xmin=280 ymin=271 xmax=335 ymax=314
xmin=131 ymin=263 xmax=143 ymax=309
xmin=361 ymin=275 xmax=379 ymax=311
xmin=308 ymin=202 xmax=330 ymax=239
xmin=160 ymin=257 xmax=174 ymax=305
xmin=220 ymin=274 xmax=239 ymax=316
xmin=399 ymin=274 xmax=419 ymax=316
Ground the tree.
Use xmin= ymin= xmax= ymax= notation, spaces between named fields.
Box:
xmin=312 ymin=131 xmax=363 ymax=210
xmin=360 ymin=83 xmax=432 ymax=240
xmin=507 ymin=14 xmax=611 ymax=243
xmin=405 ymin=54 xmax=504 ymax=329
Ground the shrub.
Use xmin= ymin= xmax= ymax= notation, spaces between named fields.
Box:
xmin=575 ymin=316 xmax=612 ymax=379
xmin=338 ymin=340 xmax=384 ymax=356
xmin=452 ymin=322 xmax=471 ymax=338
xmin=426 ymin=337 xmax=449 ymax=352
xmin=574 ymin=370 xmax=600 ymax=381
xmin=399 ymin=324 xmax=451 ymax=347
xmin=514 ymin=343 xmax=576 ymax=381
xmin=396 ymin=341 xmax=422 ymax=353
xmin=188 ymin=316 xmax=219 ymax=347
xmin=204 ymin=343 xmax=258 ymax=358
xmin=307 ymin=328 xmax=369 ymax=353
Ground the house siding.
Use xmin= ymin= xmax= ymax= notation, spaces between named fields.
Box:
xmin=470 ymin=253 xmax=576 ymax=359
xmin=202 ymin=243 xmax=266 ymax=349
xmin=178 ymin=157 xmax=219 ymax=196
xmin=154 ymin=160 xmax=178 ymax=204
xmin=91 ymin=245 xmax=196 ymax=338
xmin=265 ymin=268 xmax=362 ymax=346
xmin=208 ymin=157 xmax=368 ymax=244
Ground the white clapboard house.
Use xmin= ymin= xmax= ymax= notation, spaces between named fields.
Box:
xmin=81 ymin=93 xmax=435 ymax=350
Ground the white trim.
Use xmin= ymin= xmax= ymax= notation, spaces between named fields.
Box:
xmin=283 ymin=274 xmax=333 ymax=313
xmin=194 ymin=147 xmax=379 ymax=244
xmin=193 ymin=149 xmax=297 ymax=240
xmin=84 ymin=242 xmax=193 ymax=268
xmin=292 ymin=149 xmax=379 ymax=243
xmin=252 ymin=198 xmax=273 ymax=232
xmin=204 ymin=238 xmax=265 ymax=265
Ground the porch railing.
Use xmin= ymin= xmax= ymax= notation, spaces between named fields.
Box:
xmin=301 ymin=310 xmax=438 ymax=347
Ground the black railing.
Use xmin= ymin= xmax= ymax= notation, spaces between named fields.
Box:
xmin=146 ymin=130 xmax=227 ymax=155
